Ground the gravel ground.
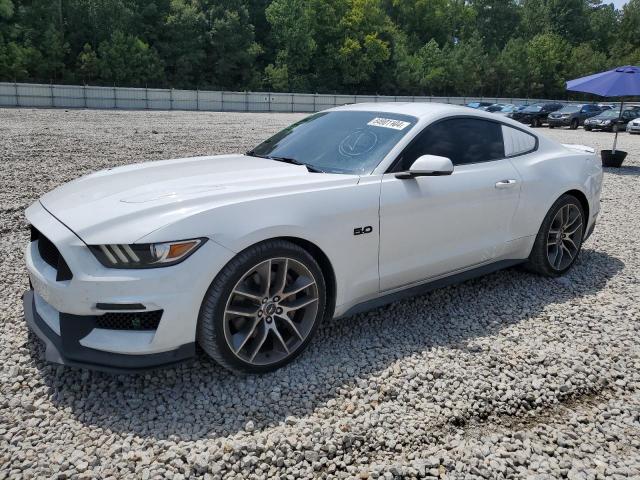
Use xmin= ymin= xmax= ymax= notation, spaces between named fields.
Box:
xmin=1 ymin=108 xmax=639 ymax=479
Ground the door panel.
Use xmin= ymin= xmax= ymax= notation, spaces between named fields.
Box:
xmin=379 ymin=159 xmax=521 ymax=291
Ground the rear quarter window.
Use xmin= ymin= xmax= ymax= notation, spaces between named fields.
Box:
xmin=502 ymin=125 xmax=537 ymax=157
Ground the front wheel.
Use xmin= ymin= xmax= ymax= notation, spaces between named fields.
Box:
xmin=197 ymin=240 xmax=326 ymax=374
xmin=531 ymin=118 xmax=541 ymax=128
xmin=525 ymin=195 xmax=585 ymax=277
xmin=570 ymin=119 xmax=579 ymax=130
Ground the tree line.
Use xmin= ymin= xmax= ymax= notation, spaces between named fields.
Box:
xmin=1 ymin=0 xmax=639 ymax=98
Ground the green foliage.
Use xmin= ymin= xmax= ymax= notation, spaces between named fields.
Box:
xmin=0 ymin=0 xmax=14 ymax=19
xmin=97 ymin=32 xmax=163 ymax=86
xmin=0 ymin=0 xmax=637 ymax=97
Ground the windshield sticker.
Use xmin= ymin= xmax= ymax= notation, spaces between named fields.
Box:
xmin=367 ymin=118 xmax=411 ymax=130
xmin=339 ymin=130 xmax=378 ymax=157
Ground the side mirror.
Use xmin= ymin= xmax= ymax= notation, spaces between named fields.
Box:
xmin=396 ymin=155 xmax=454 ymax=179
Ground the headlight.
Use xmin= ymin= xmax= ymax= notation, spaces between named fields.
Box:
xmin=89 ymin=239 xmax=206 ymax=268
xmin=603 ymin=120 xmax=611 ymax=125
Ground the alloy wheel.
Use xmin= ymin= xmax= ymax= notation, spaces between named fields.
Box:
xmin=546 ymin=204 xmax=583 ymax=271
xmin=223 ymin=257 xmax=319 ymax=366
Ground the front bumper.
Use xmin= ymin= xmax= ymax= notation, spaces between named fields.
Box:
xmin=24 ymin=201 xmax=235 ymax=372
xmin=627 ymin=124 xmax=640 ymax=133
xmin=584 ymin=122 xmax=612 ymax=130
xmin=24 ymin=290 xmax=195 ymax=373
xmin=548 ymin=118 xmax=571 ymax=126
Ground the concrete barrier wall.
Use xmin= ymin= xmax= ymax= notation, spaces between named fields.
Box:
xmin=0 ymin=82 xmax=585 ymax=113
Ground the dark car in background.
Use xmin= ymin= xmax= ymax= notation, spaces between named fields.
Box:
xmin=584 ymin=107 xmax=640 ymax=132
xmin=548 ymin=104 xmax=602 ymax=130
xmin=482 ymin=103 xmax=506 ymax=112
xmin=466 ymin=101 xmax=494 ymax=109
xmin=511 ymin=102 xmax=564 ymax=127
xmin=492 ymin=104 xmax=518 ymax=116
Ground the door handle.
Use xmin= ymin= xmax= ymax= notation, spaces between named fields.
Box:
xmin=495 ymin=179 xmax=518 ymax=189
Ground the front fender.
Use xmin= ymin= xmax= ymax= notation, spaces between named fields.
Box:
xmin=137 ymin=178 xmax=382 ymax=313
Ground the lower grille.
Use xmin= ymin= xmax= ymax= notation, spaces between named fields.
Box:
xmin=95 ymin=310 xmax=163 ymax=331
xmin=31 ymin=226 xmax=73 ymax=281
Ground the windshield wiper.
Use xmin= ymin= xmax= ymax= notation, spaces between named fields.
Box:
xmin=246 ymin=151 xmax=324 ymax=173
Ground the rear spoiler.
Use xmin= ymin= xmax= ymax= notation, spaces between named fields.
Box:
xmin=562 ymin=144 xmax=596 ymax=154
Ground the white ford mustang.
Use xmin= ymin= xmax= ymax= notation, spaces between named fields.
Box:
xmin=24 ymin=103 xmax=603 ymax=373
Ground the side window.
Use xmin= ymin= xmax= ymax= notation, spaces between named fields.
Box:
xmin=502 ymin=125 xmax=537 ymax=157
xmin=397 ymin=118 xmax=505 ymax=170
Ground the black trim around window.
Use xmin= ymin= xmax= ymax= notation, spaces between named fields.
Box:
xmin=386 ymin=115 xmax=539 ymax=173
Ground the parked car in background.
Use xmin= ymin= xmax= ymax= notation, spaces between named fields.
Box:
xmin=466 ymin=101 xmax=494 ymax=109
xmin=482 ymin=104 xmax=506 ymax=112
xmin=584 ymin=107 xmax=640 ymax=132
xmin=492 ymin=104 xmax=518 ymax=116
xmin=511 ymin=102 xmax=564 ymax=127
xmin=507 ymin=104 xmax=530 ymax=117
xmin=627 ymin=116 xmax=640 ymax=134
xmin=598 ymin=104 xmax=614 ymax=111
xmin=548 ymin=104 xmax=602 ymax=130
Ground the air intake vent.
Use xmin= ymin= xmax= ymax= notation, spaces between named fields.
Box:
xmin=95 ymin=310 xmax=163 ymax=331
xmin=31 ymin=226 xmax=73 ymax=281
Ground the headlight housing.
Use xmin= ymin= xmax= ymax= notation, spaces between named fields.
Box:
xmin=89 ymin=239 xmax=206 ymax=269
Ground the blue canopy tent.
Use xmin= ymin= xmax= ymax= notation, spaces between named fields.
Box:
xmin=566 ymin=65 xmax=640 ymax=166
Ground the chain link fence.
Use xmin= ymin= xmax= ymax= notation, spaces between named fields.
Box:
xmin=0 ymin=82 xmax=585 ymax=113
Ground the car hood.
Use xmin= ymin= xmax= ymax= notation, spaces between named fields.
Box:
xmin=39 ymin=154 xmax=359 ymax=244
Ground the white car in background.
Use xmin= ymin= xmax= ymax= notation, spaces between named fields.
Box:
xmin=24 ymin=103 xmax=603 ymax=374
xmin=627 ymin=116 xmax=640 ymax=134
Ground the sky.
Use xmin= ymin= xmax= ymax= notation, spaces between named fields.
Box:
xmin=612 ymin=0 xmax=628 ymax=8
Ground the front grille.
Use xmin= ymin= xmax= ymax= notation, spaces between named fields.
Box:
xmin=95 ymin=310 xmax=163 ymax=331
xmin=31 ymin=226 xmax=73 ymax=281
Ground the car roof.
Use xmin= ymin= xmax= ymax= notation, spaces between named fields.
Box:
xmin=328 ymin=102 xmax=486 ymax=120
xmin=327 ymin=102 xmax=542 ymax=132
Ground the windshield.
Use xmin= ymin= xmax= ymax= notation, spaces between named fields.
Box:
xmin=248 ymin=111 xmax=417 ymax=175
xmin=599 ymin=109 xmax=621 ymax=118
xmin=500 ymin=105 xmax=516 ymax=112
xmin=559 ymin=105 xmax=580 ymax=113
xmin=523 ymin=104 xmax=543 ymax=112
xmin=467 ymin=102 xmax=482 ymax=108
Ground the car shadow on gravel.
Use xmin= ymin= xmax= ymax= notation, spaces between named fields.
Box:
xmin=28 ymin=248 xmax=624 ymax=441
xmin=604 ymin=165 xmax=640 ymax=176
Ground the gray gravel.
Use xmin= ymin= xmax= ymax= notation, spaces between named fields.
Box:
xmin=1 ymin=108 xmax=640 ymax=479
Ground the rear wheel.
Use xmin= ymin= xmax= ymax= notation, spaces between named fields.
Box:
xmin=197 ymin=240 xmax=326 ymax=373
xmin=525 ymin=195 xmax=585 ymax=277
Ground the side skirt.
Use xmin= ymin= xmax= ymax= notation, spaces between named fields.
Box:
xmin=339 ymin=259 xmax=524 ymax=318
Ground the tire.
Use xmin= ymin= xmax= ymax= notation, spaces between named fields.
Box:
xmin=525 ymin=194 xmax=585 ymax=277
xmin=197 ymin=239 xmax=326 ymax=374
xmin=548 ymin=125 xmax=555 ymax=129
xmin=570 ymin=119 xmax=579 ymax=130
xmin=612 ymin=124 xmax=619 ymax=133
xmin=531 ymin=118 xmax=541 ymax=128
xmin=584 ymin=126 xmax=592 ymax=131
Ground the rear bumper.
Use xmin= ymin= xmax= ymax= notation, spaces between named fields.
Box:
xmin=24 ymin=289 xmax=195 ymax=373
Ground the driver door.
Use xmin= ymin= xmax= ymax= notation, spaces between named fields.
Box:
xmin=378 ymin=117 xmax=522 ymax=292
